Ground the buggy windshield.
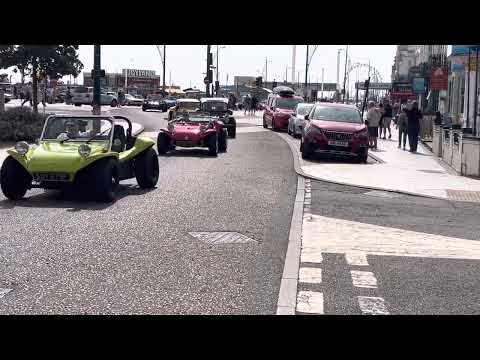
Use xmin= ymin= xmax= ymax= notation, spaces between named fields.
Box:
xmin=42 ymin=117 xmax=113 ymax=142
xmin=178 ymin=101 xmax=200 ymax=111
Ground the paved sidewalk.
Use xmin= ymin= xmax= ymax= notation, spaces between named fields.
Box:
xmin=289 ymin=126 xmax=480 ymax=202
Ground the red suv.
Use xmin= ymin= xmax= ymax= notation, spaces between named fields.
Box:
xmin=263 ymin=87 xmax=303 ymax=131
xmin=300 ymin=102 xmax=369 ymax=163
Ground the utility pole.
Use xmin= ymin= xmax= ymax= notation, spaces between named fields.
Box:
xmin=265 ymin=57 xmax=268 ymax=86
xmin=336 ymin=49 xmax=341 ymax=100
xmin=206 ymin=45 xmax=211 ymax=97
xmin=342 ymin=45 xmax=349 ymax=103
xmin=93 ymin=45 xmax=101 ymax=115
xmin=305 ymin=45 xmax=309 ymax=89
xmin=321 ymin=67 xmax=324 ymax=99
xmin=216 ymin=45 xmax=219 ymax=96
xmin=163 ymin=45 xmax=166 ymax=92
xmin=292 ymin=45 xmax=296 ymax=87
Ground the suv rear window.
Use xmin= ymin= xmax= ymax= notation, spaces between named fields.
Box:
xmin=311 ymin=106 xmax=362 ymax=123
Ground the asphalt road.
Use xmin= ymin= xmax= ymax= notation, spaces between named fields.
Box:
xmin=306 ymin=180 xmax=480 ymax=314
xmin=0 ymin=107 xmax=297 ymax=314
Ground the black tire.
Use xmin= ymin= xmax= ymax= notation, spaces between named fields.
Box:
xmin=111 ymin=99 xmax=117 ymax=107
xmin=0 ymin=156 xmax=31 ymax=200
xmin=357 ymin=149 xmax=368 ymax=163
xmin=157 ymin=133 xmax=170 ymax=155
xmin=228 ymin=125 xmax=236 ymax=139
xmin=74 ymin=103 xmax=81 ymax=107
xmin=272 ymin=118 xmax=278 ymax=132
xmin=218 ymin=129 xmax=228 ymax=152
xmin=263 ymin=116 xmax=268 ymax=129
xmin=135 ymin=147 xmax=159 ymax=188
xmin=92 ymin=158 xmax=119 ymax=202
xmin=287 ymin=123 xmax=292 ymax=135
xmin=301 ymin=139 xmax=312 ymax=160
xmin=207 ymin=133 xmax=218 ymax=156
xmin=142 ymin=106 xmax=147 ymax=112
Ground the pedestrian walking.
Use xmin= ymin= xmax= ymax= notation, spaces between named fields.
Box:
xmin=366 ymin=101 xmax=381 ymax=150
xmin=406 ymin=100 xmax=423 ymax=153
xmin=244 ymin=94 xmax=251 ymax=116
xmin=378 ymin=103 xmax=384 ymax=137
xmin=396 ymin=105 xmax=408 ymax=150
xmin=381 ymin=100 xmax=393 ymax=139
xmin=13 ymin=86 xmax=18 ymax=99
xmin=117 ymin=89 xmax=124 ymax=108
xmin=21 ymin=82 xmax=32 ymax=106
xmin=251 ymin=96 xmax=258 ymax=116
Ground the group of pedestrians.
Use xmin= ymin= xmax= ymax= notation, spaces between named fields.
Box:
xmin=366 ymin=98 xmax=423 ymax=153
xmin=243 ymin=94 xmax=259 ymax=116
xmin=19 ymin=82 xmax=47 ymax=107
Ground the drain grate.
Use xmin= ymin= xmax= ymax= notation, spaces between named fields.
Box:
xmin=364 ymin=190 xmax=402 ymax=198
xmin=446 ymin=190 xmax=480 ymax=203
xmin=0 ymin=288 xmax=12 ymax=299
xmin=189 ymin=232 xmax=257 ymax=245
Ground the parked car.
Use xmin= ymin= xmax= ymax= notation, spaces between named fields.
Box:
xmin=300 ymin=103 xmax=369 ymax=163
xmin=0 ymin=115 xmax=159 ymax=202
xmin=167 ymin=98 xmax=200 ymax=120
xmin=263 ymin=86 xmax=303 ymax=131
xmin=157 ymin=112 xmax=227 ymax=156
xmin=71 ymin=86 xmax=118 ymax=107
xmin=142 ymin=97 xmax=170 ymax=112
xmin=124 ymin=94 xmax=144 ymax=106
xmin=288 ymin=103 xmax=314 ymax=138
xmin=200 ymin=97 xmax=236 ymax=138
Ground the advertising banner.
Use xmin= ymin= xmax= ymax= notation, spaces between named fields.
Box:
xmin=430 ymin=68 xmax=448 ymax=90
xmin=412 ymin=77 xmax=426 ymax=93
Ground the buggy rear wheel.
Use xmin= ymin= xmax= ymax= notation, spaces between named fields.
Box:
xmin=0 ymin=156 xmax=31 ymax=200
xmin=135 ymin=147 xmax=159 ymax=188
xmin=218 ymin=129 xmax=228 ymax=152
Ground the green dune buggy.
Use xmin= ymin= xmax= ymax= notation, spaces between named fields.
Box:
xmin=0 ymin=115 xmax=159 ymax=202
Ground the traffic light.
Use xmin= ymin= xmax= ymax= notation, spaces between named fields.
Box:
xmin=255 ymin=76 xmax=262 ymax=88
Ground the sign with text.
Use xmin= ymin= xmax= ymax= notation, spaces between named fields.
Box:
xmin=430 ymin=67 xmax=448 ymax=90
xmin=123 ymin=69 xmax=156 ymax=78
xmin=412 ymin=77 xmax=426 ymax=93
xmin=451 ymin=46 xmax=471 ymax=56
xmin=355 ymin=82 xmax=391 ymax=90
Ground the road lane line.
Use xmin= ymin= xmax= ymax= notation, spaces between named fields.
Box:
xmin=345 ymin=251 xmax=369 ymax=266
xmin=296 ymin=291 xmax=324 ymax=314
xmin=351 ymin=270 xmax=378 ymax=288
xmin=299 ymin=267 xmax=322 ymax=284
xmin=358 ymin=296 xmax=389 ymax=315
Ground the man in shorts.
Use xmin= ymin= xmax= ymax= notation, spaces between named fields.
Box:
xmin=381 ymin=99 xmax=393 ymax=139
xmin=366 ymin=101 xmax=381 ymax=149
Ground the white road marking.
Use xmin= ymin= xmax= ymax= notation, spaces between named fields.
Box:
xmin=296 ymin=291 xmax=324 ymax=314
xmin=351 ymin=270 xmax=378 ymax=288
xmin=0 ymin=288 xmax=12 ymax=299
xmin=358 ymin=296 xmax=389 ymax=315
xmin=299 ymin=267 xmax=322 ymax=284
xmin=345 ymin=251 xmax=369 ymax=266
xmin=188 ymin=232 xmax=257 ymax=244
xmin=300 ymin=247 xmax=323 ymax=264
xmin=364 ymin=190 xmax=402 ymax=198
xmin=303 ymin=214 xmax=480 ymax=260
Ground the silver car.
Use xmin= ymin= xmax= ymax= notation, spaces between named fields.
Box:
xmin=288 ymin=103 xmax=314 ymax=138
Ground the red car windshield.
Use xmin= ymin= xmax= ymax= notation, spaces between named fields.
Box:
xmin=311 ymin=106 xmax=362 ymax=124
xmin=276 ymin=97 xmax=302 ymax=110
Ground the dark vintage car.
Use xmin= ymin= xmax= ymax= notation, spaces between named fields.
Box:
xmin=199 ymin=97 xmax=236 ymax=138
xmin=142 ymin=97 xmax=176 ymax=112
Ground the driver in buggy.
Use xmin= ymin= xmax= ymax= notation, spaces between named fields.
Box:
xmin=64 ymin=120 xmax=96 ymax=138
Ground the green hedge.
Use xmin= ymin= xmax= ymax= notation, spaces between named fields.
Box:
xmin=0 ymin=107 xmax=47 ymax=142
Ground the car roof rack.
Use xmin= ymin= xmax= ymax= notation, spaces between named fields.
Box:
xmin=272 ymin=86 xmax=295 ymax=96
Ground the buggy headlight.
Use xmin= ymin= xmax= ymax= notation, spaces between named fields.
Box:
xmin=78 ymin=144 xmax=91 ymax=158
xmin=15 ymin=141 xmax=29 ymax=156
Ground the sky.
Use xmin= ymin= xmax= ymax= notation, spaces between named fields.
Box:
xmin=2 ymin=45 xmax=397 ymax=93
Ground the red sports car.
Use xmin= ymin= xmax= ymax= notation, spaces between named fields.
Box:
xmin=300 ymin=103 xmax=369 ymax=163
xmin=156 ymin=112 xmax=227 ymax=156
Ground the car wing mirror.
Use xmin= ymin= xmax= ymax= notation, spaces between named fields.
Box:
xmin=304 ymin=114 xmax=309 ymax=121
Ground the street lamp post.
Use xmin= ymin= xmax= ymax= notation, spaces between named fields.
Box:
xmin=336 ymin=48 xmax=345 ymax=102
xmin=342 ymin=45 xmax=349 ymax=103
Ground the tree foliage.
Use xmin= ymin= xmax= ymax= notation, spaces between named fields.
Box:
xmin=0 ymin=45 xmax=84 ymax=113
